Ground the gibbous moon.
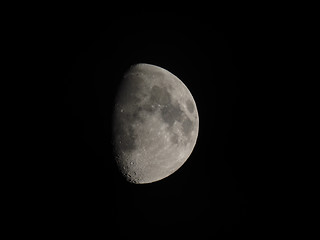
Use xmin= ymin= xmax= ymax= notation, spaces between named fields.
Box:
xmin=112 ymin=63 xmax=199 ymax=184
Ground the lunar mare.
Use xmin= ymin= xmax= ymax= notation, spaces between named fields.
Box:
xmin=112 ymin=63 xmax=199 ymax=184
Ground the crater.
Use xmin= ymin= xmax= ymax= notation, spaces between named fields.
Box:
xmin=182 ymin=117 xmax=194 ymax=136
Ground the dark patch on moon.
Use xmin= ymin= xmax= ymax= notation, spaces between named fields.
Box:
xmin=143 ymin=103 xmax=157 ymax=113
xmin=141 ymin=84 xmax=185 ymax=128
xmin=161 ymin=103 xmax=184 ymax=127
xmin=132 ymin=106 xmax=144 ymax=123
xmin=150 ymin=85 xmax=171 ymax=105
xmin=186 ymin=99 xmax=195 ymax=113
xmin=182 ymin=117 xmax=194 ymax=136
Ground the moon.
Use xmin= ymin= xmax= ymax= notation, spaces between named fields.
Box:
xmin=112 ymin=63 xmax=199 ymax=184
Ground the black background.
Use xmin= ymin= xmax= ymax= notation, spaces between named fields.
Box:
xmin=43 ymin=12 xmax=277 ymax=238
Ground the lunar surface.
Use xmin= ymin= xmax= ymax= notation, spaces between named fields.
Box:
xmin=112 ymin=63 xmax=199 ymax=184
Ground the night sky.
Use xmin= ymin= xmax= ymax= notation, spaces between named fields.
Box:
xmin=44 ymin=12 xmax=279 ymax=238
